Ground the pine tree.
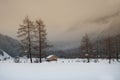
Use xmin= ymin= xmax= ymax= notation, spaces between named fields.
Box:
xmin=17 ymin=16 xmax=34 ymax=63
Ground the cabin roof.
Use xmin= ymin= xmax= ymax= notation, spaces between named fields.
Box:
xmin=47 ymin=55 xmax=57 ymax=58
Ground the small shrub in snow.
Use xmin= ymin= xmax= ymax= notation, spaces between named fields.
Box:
xmin=3 ymin=57 xmax=7 ymax=61
xmin=14 ymin=57 xmax=20 ymax=63
xmin=94 ymin=59 xmax=98 ymax=63
xmin=14 ymin=59 xmax=20 ymax=63
xmin=34 ymin=58 xmax=39 ymax=63
xmin=7 ymin=57 xmax=10 ymax=59
xmin=83 ymin=59 xmax=86 ymax=63
xmin=75 ymin=60 xmax=80 ymax=62
xmin=68 ymin=60 xmax=70 ymax=63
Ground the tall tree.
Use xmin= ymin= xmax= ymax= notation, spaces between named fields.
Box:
xmin=80 ymin=34 xmax=92 ymax=63
xmin=17 ymin=16 xmax=34 ymax=63
xmin=104 ymin=37 xmax=113 ymax=64
xmin=34 ymin=19 xmax=47 ymax=63
xmin=114 ymin=35 xmax=120 ymax=61
xmin=94 ymin=40 xmax=100 ymax=58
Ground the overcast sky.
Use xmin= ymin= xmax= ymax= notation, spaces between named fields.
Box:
xmin=0 ymin=0 xmax=120 ymax=48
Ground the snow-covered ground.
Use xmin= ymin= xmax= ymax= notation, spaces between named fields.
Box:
xmin=0 ymin=50 xmax=120 ymax=80
xmin=0 ymin=59 xmax=120 ymax=80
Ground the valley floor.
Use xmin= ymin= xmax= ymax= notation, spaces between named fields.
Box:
xmin=0 ymin=59 xmax=120 ymax=80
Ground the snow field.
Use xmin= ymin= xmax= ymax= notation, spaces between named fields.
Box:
xmin=0 ymin=59 xmax=120 ymax=80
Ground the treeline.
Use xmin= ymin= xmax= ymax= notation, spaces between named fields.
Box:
xmin=53 ymin=33 xmax=120 ymax=64
xmin=80 ymin=34 xmax=120 ymax=63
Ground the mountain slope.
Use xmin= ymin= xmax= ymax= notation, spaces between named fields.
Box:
xmin=0 ymin=33 xmax=23 ymax=57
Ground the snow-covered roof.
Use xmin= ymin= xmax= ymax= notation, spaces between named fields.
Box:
xmin=46 ymin=55 xmax=57 ymax=59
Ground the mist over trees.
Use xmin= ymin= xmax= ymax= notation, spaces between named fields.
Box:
xmin=78 ymin=33 xmax=120 ymax=63
xmin=43 ymin=33 xmax=120 ymax=63
xmin=15 ymin=15 xmax=120 ymax=64
xmin=0 ymin=16 xmax=119 ymax=63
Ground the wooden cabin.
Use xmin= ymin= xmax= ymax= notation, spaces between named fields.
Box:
xmin=46 ymin=55 xmax=58 ymax=61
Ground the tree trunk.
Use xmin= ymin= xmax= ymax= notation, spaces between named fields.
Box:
xmin=28 ymin=24 xmax=32 ymax=63
xmin=39 ymin=27 xmax=42 ymax=63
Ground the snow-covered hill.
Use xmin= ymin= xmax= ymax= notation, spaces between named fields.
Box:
xmin=0 ymin=49 xmax=13 ymax=62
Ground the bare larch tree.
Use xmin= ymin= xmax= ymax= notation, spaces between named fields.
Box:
xmin=34 ymin=19 xmax=47 ymax=63
xmin=104 ymin=37 xmax=113 ymax=64
xmin=17 ymin=16 xmax=34 ymax=63
xmin=80 ymin=34 xmax=93 ymax=63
